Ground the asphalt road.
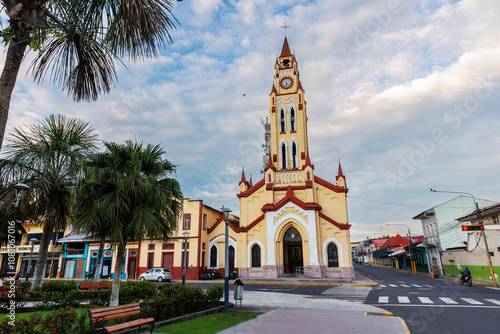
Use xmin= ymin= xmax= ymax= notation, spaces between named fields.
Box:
xmin=178 ymin=265 xmax=500 ymax=333
xmin=355 ymin=264 xmax=500 ymax=334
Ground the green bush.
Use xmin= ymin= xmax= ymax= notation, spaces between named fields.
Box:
xmin=0 ymin=307 xmax=88 ymax=334
xmin=141 ymin=284 xmax=224 ymax=321
xmin=41 ymin=280 xmax=77 ymax=293
xmin=118 ymin=280 xmax=156 ymax=305
xmin=0 ymin=283 xmax=27 ymax=311
xmin=33 ymin=290 xmax=81 ymax=311
xmin=206 ymin=285 xmax=224 ymax=305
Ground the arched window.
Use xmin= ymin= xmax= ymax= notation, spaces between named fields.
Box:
xmin=290 ymin=107 xmax=296 ymax=131
xmin=291 ymin=142 xmax=298 ymax=169
xmin=251 ymin=244 xmax=261 ymax=268
xmin=280 ymin=109 xmax=286 ymax=132
xmin=306 ymin=171 xmax=311 ymax=181
xmin=281 ymin=143 xmax=287 ymax=169
xmin=327 ymin=243 xmax=339 ymax=268
xmin=210 ymin=245 xmax=217 ymax=268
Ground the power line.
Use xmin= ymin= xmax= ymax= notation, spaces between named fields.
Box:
xmin=348 ymin=196 xmax=427 ymax=208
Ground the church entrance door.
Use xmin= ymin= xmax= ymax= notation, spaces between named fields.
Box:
xmin=282 ymin=227 xmax=303 ymax=274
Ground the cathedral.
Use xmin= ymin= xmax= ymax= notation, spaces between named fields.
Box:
xmin=10 ymin=37 xmax=353 ymax=281
xmin=228 ymin=37 xmax=354 ymax=279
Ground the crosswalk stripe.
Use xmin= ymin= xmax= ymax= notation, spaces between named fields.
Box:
xmin=418 ymin=297 xmax=433 ymax=304
xmin=379 ymin=284 xmax=386 ymax=287
xmin=418 ymin=297 xmax=434 ymax=304
xmin=388 ymin=284 xmax=398 ymax=287
xmin=398 ymin=296 xmax=411 ymax=303
xmin=378 ymin=296 xmax=389 ymax=303
xmin=461 ymin=298 xmax=483 ymax=305
xmin=411 ymin=284 xmax=422 ymax=287
xmin=422 ymin=284 xmax=434 ymax=288
xmin=439 ymin=297 xmax=458 ymax=304
xmin=400 ymin=284 xmax=410 ymax=287
xmin=485 ymin=299 xmax=500 ymax=306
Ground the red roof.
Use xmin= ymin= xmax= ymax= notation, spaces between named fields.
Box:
xmin=381 ymin=234 xmax=412 ymax=248
xmin=280 ymin=37 xmax=292 ymax=58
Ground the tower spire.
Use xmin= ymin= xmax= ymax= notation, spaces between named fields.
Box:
xmin=239 ymin=167 xmax=246 ymax=185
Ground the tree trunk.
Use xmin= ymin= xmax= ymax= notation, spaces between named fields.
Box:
xmin=31 ymin=220 xmax=53 ymax=288
xmin=93 ymin=238 xmax=105 ymax=282
xmin=109 ymin=244 xmax=125 ymax=307
xmin=0 ymin=38 xmax=28 ymax=151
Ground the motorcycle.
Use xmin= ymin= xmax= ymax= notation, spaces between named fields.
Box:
xmin=229 ymin=270 xmax=238 ymax=280
xmin=200 ymin=270 xmax=219 ymax=280
xmin=459 ymin=275 xmax=472 ymax=286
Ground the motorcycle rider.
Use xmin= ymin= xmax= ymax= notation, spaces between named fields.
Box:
xmin=461 ymin=267 xmax=471 ymax=281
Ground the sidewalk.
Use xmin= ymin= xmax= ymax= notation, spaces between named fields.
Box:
xmin=215 ymin=272 xmax=409 ymax=334
xmin=217 ymin=291 xmax=409 ymax=334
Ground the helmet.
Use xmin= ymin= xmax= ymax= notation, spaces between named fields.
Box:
xmin=465 ymin=267 xmax=468 ymax=270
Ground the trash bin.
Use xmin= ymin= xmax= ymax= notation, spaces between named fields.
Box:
xmin=234 ymin=279 xmax=244 ymax=307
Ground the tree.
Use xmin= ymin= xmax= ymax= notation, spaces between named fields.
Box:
xmin=71 ymin=167 xmax=112 ymax=282
xmin=74 ymin=140 xmax=182 ymax=306
xmin=0 ymin=114 xmax=98 ymax=287
xmin=0 ymin=1 xmax=179 ymax=151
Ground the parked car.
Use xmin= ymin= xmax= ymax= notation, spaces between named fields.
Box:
xmin=139 ymin=268 xmax=172 ymax=282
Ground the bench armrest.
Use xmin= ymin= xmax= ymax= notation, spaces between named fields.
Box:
xmin=89 ymin=310 xmax=109 ymax=333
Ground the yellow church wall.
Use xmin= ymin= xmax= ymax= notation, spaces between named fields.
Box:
xmin=240 ymin=220 xmax=267 ymax=269
xmin=316 ymin=218 xmax=353 ymax=269
xmin=315 ymin=183 xmax=349 ymax=224
xmin=206 ymin=221 xmax=238 ymax=270
xmin=239 ymin=186 xmax=266 ymax=229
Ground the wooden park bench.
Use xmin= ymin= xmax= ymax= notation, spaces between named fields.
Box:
xmin=78 ymin=281 xmax=110 ymax=293
xmin=0 ymin=285 xmax=24 ymax=296
xmin=89 ymin=302 xmax=155 ymax=333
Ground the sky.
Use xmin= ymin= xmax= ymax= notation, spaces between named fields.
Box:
xmin=2 ymin=0 xmax=500 ymax=242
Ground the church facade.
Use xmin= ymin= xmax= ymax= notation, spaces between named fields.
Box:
xmin=4 ymin=38 xmax=353 ymax=281
xmin=210 ymin=37 xmax=354 ymax=279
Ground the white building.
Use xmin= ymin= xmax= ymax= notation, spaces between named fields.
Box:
xmin=412 ymin=196 xmax=496 ymax=275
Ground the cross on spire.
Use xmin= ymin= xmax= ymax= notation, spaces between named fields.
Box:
xmin=281 ymin=18 xmax=290 ymax=37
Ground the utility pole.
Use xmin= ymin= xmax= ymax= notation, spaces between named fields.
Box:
xmin=430 ymin=189 xmax=498 ymax=287
xmin=474 ymin=202 xmax=498 ymax=288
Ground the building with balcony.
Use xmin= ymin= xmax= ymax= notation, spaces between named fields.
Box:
xmin=413 ymin=196 xmax=496 ymax=275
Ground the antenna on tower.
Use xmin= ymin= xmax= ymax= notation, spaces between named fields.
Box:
xmin=260 ymin=117 xmax=271 ymax=174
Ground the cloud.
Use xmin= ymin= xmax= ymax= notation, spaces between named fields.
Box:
xmin=1 ymin=0 xmax=500 ymax=240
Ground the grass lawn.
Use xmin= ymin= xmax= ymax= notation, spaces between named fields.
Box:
xmin=0 ymin=307 xmax=88 ymax=320
xmin=155 ymin=311 xmax=262 ymax=334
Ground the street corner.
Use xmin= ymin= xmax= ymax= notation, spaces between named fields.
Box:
xmin=351 ymin=281 xmax=379 ymax=287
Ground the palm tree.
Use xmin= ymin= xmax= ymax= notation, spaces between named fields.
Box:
xmin=0 ymin=1 xmax=179 ymax=151
xmin=71 ymin=171 xmax=112 ymax=282
xmin=0 ymin=114 xmax=98 ymax=288
xmin=75 ymin=140 xmax=182 ymax=306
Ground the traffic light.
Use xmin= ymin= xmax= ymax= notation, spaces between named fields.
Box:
xmin=461 ymin=225 xmax=484 ymax=231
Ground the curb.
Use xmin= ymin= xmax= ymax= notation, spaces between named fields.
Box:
xmin=365 ymin=264 xmax=498 ymax=287
xmin=396 ymin=316 xmax=412 ymax=334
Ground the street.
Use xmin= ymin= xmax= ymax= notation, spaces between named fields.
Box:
xmin=355 ymin=264 xmax=500 ymax=334
xmin=182 ymin=264 xmax=500 ymax=333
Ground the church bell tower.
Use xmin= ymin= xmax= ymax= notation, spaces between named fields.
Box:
xmin=266 ymin=38 xmax=312 ymax=184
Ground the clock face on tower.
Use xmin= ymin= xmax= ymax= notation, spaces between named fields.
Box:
xmin=280 ymin=77 xmax=293 ymax=89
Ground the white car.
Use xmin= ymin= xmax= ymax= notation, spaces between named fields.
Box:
xmin=139 ymin=268 xmax=172 ymax=282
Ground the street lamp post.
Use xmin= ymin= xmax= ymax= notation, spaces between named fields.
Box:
xmin=221 ymin=207 xmax=232 ymax=313
xmin=386 ymin=223 xmax=415 ymax=273
xmin=182 ymin=231 xmax=190 ymax=286
xmin=26 ymin=238 xmax=37 ymax=282
xmin=48 ymin=234 xmax=59 ymax=279
xmin=0 ymin=183 xmax=30 ymax=208
xmin=430 ymin=189 xmax=498 ymax=287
